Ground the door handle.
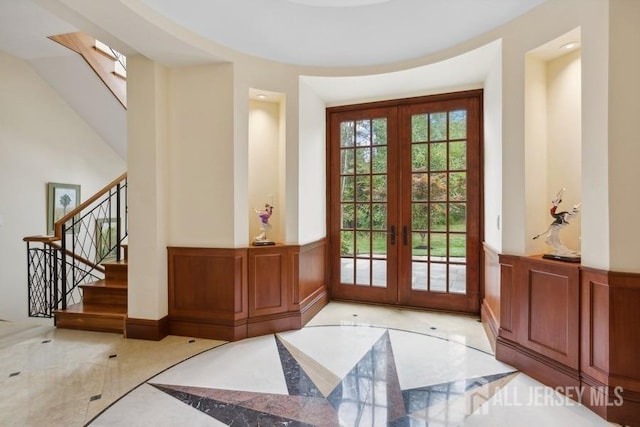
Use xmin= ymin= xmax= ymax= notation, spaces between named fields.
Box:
xmin=390 ymin=225 xmax=396 ymax=245
xmin=403 ymin=226 xmax=408 ymax=246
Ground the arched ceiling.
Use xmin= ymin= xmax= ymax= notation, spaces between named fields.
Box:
xmin=139 ymin=0 xmax=546 ymax=67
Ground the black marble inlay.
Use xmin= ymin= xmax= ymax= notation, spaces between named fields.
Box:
xmin=9 ymin=372 xmax=20 ymax=377
xmin=327 ymin=331 xmax=405 ymax=424
xmin=188 ymin=339 xmax=196 ymax=343
xmin=276 ymin=336 xmax=324 ymax=398
xmin=90 ymin=394 xmax=102 ymax=401
xmin=108 ymin=354 xmax=117 ymax=359
xmin=41 ymin=339 xmax=51 ymax=344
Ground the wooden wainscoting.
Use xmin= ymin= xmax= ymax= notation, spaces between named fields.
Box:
xmin=496 ymin=254 xmax=519 ymax=344
xmin=167 ymin=239 xmax=328 ymax=342
xmin=298 ymin=239 xmax=330 ymax=324
xmin=580 ymin=267 xmax=640 ymax=424
xmin=168 ymin=247 xmax=248 ymax=341
xmin=496 ymin=255 xmax=581 ymax=390
xmin=495 ymin=254 xmax=640 ymax=425
xmin=481 ymin=243 xmax=501 ymax=351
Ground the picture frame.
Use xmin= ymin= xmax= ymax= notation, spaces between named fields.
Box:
xmin=47 ymin=182 xmax=81 ymax=235
xmin=95 ymin=218 xmax=118 ymax=262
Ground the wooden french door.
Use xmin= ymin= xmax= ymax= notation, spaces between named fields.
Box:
xmin=328 ymin=91 xmax=482 ymax=313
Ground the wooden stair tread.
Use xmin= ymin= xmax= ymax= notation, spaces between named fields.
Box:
xmin=102 ymin=259 xmax=128 ymax=267
xmin=57 ymin=302 xmax=126 ymax=316
xmin=81 ymin=279 xmax=127 ymax=289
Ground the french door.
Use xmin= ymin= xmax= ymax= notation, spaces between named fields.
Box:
xmin=328 ymin=91 xmax=482 ymax=313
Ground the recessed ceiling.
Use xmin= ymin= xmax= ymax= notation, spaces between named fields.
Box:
xmin=140 ymin=0 xmax=546 ymax=67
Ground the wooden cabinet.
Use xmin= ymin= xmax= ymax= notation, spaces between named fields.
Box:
xmin=167 ymin=240 xmax=328 ymax=342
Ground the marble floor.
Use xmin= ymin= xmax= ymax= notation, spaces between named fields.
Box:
xmin=0 ymin=302 xmax=616 ymax=426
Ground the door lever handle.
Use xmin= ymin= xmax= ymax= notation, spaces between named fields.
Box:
xmin=390 ymin=225 xmax=396 ymax=245
xmin=403 ymin=226 xmax=408 ymax=246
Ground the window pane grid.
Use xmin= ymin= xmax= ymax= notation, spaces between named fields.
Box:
xmin=410 ymin=110 xmax=467 ymax=294
xmin=340 ymin=117 xmax=388 ymax=288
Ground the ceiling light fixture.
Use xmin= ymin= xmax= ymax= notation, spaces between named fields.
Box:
xmin=560 ymin=41 xmax=580 ymax=50
xmin=257 ymin=94 xmax=267 ymax=99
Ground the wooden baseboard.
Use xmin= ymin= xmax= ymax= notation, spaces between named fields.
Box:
xmin=126 ymin=316 xmax=169 ymax=341
xmin=496 ymin=336 xmax=580 ymax=389
xmin=168 ymin=319 xmax=247 ymax=342
xmin=581 ymin=373 xmax=640 ymax=425
xmin=480 ymin=299 xmax=498 ymax=352
xmin=300 ymin=288 xmax=329 ymax=325
xmin=247 ymin=312 xmax=302 ymax=337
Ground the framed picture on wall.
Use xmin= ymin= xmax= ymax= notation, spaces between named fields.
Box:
xmin=47 ymin=182 xmax=81 ymax=235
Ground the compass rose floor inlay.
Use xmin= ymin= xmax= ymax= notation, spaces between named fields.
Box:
xmin=87 ymin=305 xmax=613 ymax=426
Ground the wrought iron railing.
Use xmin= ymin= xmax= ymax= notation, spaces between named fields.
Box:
xmin=24 ymin=173 xmax=128 ymax=318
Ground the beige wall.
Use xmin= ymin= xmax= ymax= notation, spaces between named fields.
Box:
xmin=167 ymin=63 xmax=236 ymax=247
xmin=0 ymin=51 xmax=126 ymax=321
xmin=126 ymin=55 xmax=169 ymax=320
xmin=525 ymin=48 xmax=582 ymax=255
xmin=608 ymin=0 xmax=640 ymax=271
xmin=546 ymin=50 xmax=582 ymax=252
xmin=248 ymin=99 xmax=282 ymax=243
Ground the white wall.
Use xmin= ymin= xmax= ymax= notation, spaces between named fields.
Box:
xmin=298 ymin=80 xmax=327 ymax=245
xmin=0 ymin=51 xmax=126 ymax=322
xmin=482 ymin=42 xmax=503 ymax=251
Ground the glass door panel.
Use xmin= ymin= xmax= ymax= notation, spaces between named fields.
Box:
xmin=331 ymin=107 xmax=399 ymax=304
xmin=408 ymin=109 xmax=468 ymax=293
xmin=398 ymin=97 xmax=480 ymax=312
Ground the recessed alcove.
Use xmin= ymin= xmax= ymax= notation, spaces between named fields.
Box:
xmin=525 ymin=27 xmax=582 ymax=255
xmin=248 ymin=88 xmax=286 ymax=244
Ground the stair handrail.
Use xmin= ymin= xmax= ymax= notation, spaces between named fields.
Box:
xmin=54 ymin=172 xmax=127 ymax=237
xmin=24 ymin=173 xmax=127 ymax=318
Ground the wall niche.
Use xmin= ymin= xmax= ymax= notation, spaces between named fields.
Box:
xmin=248 ymin=89 xmax=286 ymax=244
xmin=524 ymin=27 xmax=582 ymax=257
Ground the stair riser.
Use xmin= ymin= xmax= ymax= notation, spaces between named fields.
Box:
xmin=55 ymin=313 xmax=125 ymax=334
xmin=82 ymin=288 xmax=127 ymax=306
xmin=105 ymin=268 xmax=127 ymax=281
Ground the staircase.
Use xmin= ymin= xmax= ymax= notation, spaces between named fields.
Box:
xmin=24 ymin=173 xmax=128 ymax=335
xmin=48 ymin=31 xmax=126 ymax=108
xmin=54 ymin=246 xmax=128 ymax=335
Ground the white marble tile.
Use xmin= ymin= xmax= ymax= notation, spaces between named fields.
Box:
xmin=465 ymin=374 xmax=617 ymax=426
xmin=278 ymin=325 xmax=386 ymax=379
xmin=89 ymin=384 xmax=225 ymax=427
xmin=389 ymin=329 xmax=513 ymax=390
xmin=151 ymin=334 xmax=289 ymax=394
